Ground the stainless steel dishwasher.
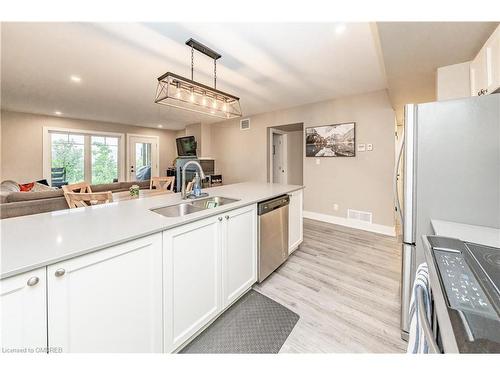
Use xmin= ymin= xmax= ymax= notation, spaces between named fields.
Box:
xmin=257 ymin=194 xmax=289 ymax=282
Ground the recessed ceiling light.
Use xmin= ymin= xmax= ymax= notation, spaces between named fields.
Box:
xmin=335 ymin=24 xmax=346 ymax=35
xmin=70 ymin=75 xmax=81 ymax=83
xmin=157 ymin=124 xmax=163 ymax=128
xmin=54 ymin=111 xmax=63 ymax=116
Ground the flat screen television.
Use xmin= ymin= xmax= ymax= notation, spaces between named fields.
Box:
xmin=176 ymin=136 xmax=197 ymax=157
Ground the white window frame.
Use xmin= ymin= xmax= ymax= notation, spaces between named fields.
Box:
xmin=126 ymin=133 xmax=160 ymax=182
xmin=43 ymin=126 xmax=125 ymax=185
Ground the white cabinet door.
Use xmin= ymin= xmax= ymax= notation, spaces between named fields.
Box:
xmin=470 ymin=48 xmax=488 ymax=96
xmin=222 ymin=205 xmax=257 ymax=308
xmin=485 ymin=26 xmax=500 ymax=94
xmin=1 ymin=268 xmax=47 ymax=352
xmin=288 ymin=189 xmax=303 ymax=254
xmin=163 ymin=216 xmax=221 ymax=352
xmin=48 ymin=234 xmax=163 ymax=353
xmin=470 ymin=25 xmax=500 ymax=97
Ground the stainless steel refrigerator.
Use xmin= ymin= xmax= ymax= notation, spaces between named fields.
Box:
xmin=395 ymin=94 xmax=500 ymax=340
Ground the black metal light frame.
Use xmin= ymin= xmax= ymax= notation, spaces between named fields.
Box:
xmin=155 ymin=38 xmax=242 ymax=119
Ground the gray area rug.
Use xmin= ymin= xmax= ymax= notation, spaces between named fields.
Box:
xmin=180 ymin=289 xmax=299 ymax=353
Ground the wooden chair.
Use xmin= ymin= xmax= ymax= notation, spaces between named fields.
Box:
xmin=64 ymin=191 xmax=113 ymax=208
xmin=51 ymin=167 xmax=67 ymax=188
xmin=62 ymin=182 xmax=93 ymax=207
xmin=150 ymin=176 xmax=175 ymax=191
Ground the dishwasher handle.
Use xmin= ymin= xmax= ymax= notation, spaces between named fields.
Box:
xmin=258 ymin=195 xmax=290 ymax=215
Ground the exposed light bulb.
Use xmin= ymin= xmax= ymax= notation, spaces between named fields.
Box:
xmin=189 ymin=88 xmax=195 ymax=103
xmin=222 ymin=102 xmax=227 ymax=112
xmin=201 ymin=93 xmax=207 ymax=106
xmin=54 ymin=111 xmax=62 ymax=116
xmin=335 ymin=23 xmax=346 ymax=34
xmin=212 ymin=98 xmax=217 ymax=109
xmin=70 ymin=75 xmax=81 ymax=83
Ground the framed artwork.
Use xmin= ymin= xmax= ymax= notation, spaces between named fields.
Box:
xmin=305 ymin=122 xmax=355 ymax=157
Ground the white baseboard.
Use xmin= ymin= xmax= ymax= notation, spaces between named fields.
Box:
xmin=303 ymin=210 xmax=396 ymax=237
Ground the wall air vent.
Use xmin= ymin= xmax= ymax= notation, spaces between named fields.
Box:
xmin=347 ymin=209 xmax=372 ymax=224
xmin=240 ymin=118 xmax=250 ymax=130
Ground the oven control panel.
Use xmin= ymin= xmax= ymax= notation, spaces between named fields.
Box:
xmin=434 ymin=250 xmax=497 ymax=318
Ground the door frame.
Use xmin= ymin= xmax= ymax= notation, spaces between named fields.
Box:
xmin=126 ymin=134 xmax=160 ymax=181
xmin=268 ymin=128 xmax=288 ymax=184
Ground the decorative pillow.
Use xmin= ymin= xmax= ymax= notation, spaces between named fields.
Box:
xmin=0 ymin=180 xmax=21 ymax=193
xmin=31 ymin=182 xmax=58 ymax=192
xmin=19 ymin=182 xmax=35 ymax=192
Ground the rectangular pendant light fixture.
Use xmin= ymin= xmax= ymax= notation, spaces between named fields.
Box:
xmin=154 ymin=39 xmax=242 ymax=119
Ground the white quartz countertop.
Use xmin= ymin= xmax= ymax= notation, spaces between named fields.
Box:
xmin=431 ymin=219 xmax=500 ymax=248
xmin=1 ymin=182 xmax=303 ymax=279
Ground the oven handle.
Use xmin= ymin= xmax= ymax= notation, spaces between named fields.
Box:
xmin=416 ymin=287 xmax=440 ymax=353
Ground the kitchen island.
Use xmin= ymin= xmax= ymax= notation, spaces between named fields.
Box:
xmin=0 ymin=182 xmax=304 ymax=353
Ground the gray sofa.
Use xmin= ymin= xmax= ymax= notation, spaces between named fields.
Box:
xmin=0 ymin=180 xmax=151 ymax=219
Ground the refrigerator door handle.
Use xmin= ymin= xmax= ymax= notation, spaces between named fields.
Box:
xmin=403 ymin=104 xmax=417 ymax=244
xmin=394 ymin=136 xmax=405 ymax=225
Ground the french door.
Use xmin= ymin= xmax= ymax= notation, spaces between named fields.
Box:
xmin=128 ymin=135 xmax=159 ymax=181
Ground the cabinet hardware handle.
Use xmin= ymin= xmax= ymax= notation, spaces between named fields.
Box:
xmin=27 ymin=276 xmax=39 ymax=286
xmin=54 ymin=268 xmax=66 ymax=277
xmin=225 ymin=215 xmax=229 ymax=220
xmin=218 ymin=217 xmax=223 ymax=221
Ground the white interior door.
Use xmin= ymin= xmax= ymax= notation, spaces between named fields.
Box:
xmin=128 ymin=135 xmax=159 ymax=181
xmin=272 ymin=133 xmax=287 ymax=184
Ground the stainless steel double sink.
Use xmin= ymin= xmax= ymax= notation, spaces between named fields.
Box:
xmin=151 ymin=196 xmax=240 ymax=217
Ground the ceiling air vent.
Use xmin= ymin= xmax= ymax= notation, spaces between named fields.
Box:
xmin=240 ymin=118 xmax=250 ymax=130
xmin=347 ymin=209 xmax=372 ymax=224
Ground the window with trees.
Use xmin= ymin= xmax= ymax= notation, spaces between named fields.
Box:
xmin=48 ymin=130 xmax=122 ymax=186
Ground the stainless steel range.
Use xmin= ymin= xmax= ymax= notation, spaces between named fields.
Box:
xmin=424 ymin=236 xmax=500 ymax=353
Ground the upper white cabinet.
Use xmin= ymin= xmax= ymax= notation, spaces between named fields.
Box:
xmin=1 ymin=268 xmax=47 ymax=352
xmin=288 ymin=189 xmax=303 ymax=254
xmin=471 ymin=47 xmax=489 ymax=96
xmin=47 ymin=234 xmax=163 ymax=353
xmin=436 ymin=62 xmax=471 ymax=101
xmin=485 ymin=26 xmax=500 ymax=94
xmin=222 ymin=205 xmax=257 ymax=308
xmin=470 ymin=25 xmax=500 ymax=96
xmin=163 ymin=215 xmax=222 ymax=352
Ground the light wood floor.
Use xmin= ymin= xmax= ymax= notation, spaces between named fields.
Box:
xmin=254 ymin=218 xmax=407 ymax=353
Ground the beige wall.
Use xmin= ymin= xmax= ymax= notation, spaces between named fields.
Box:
xmin=1 ymin=110 xmax=178 ymax=183
xmin=210 ymin=90 xmax=396 ymax=227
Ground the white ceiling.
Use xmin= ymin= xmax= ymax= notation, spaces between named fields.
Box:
xmin=377 ymin=22 xmax=498 ymax=125
xmin=1 ymin=22 xmax=387 ymax=130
